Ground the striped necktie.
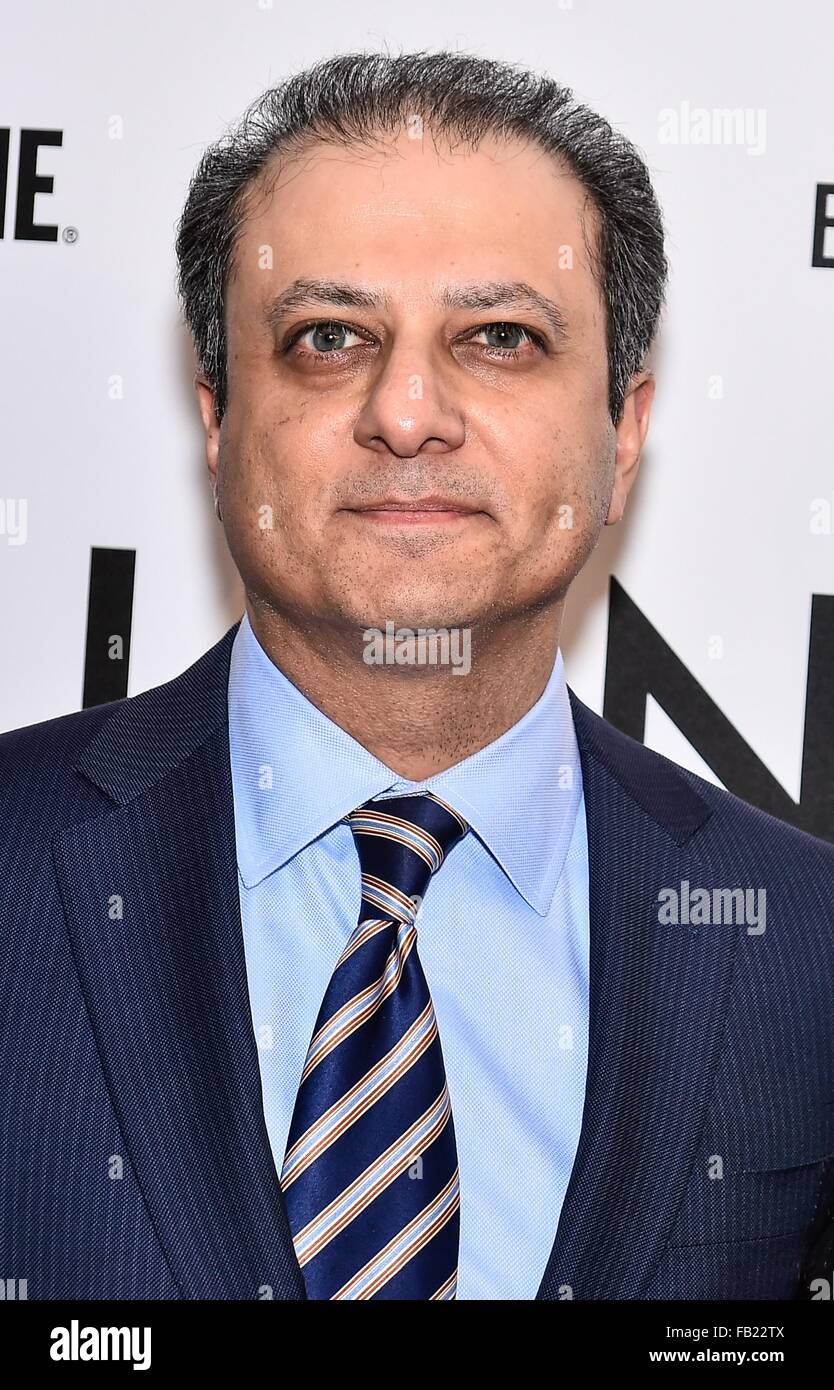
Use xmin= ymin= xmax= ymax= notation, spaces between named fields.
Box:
xmin=279 ymin=790 xmax=469 ymax=1300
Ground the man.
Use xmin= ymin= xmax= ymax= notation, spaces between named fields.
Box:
xmin=2 ymin=50 xmax=833 ymax=1302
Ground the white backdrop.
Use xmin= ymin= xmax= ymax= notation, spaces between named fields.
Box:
xmin=2 ymin=0 xmax=832 ymax=821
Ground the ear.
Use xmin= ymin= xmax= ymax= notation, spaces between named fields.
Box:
xmin=195 ymin=376 xmax=222 ymax=509
xmin=605 ymin=372 xmax=656 ymax=525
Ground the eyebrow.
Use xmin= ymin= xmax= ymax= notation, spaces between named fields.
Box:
xmin=263 ymin=277 xmax=569 ymax=342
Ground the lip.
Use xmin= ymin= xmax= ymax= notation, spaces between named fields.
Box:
xmin=346 ymin=496 xmax=485 ymax=525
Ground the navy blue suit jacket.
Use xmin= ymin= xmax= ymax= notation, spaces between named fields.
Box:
xmin=2 ymin=620 xmax=833 ymax=1300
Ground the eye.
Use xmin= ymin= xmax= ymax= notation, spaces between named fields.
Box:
xmin=285 ymin=320 xmax=368 ymax=359
xmin=465 ymin=322 xmax=545 ymax=357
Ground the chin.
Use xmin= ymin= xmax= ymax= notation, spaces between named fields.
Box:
xmin=344 ymin=589 xmax=479 ymax=633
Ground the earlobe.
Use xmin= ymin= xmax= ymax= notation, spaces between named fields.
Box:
xmin=604 ymin=485 xmax=627 ymax=526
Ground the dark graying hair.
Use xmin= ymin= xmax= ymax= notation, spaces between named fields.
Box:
xmin=175 ymin=49 xmax=668 ymax=424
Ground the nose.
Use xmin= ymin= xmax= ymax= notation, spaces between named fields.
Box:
xmin=352 ymin=339 xmax=466 ymax=458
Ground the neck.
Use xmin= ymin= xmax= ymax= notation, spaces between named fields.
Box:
xmin=245 ymin=596 xmax=565 ymax=780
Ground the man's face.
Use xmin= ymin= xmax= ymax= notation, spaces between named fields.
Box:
xmin=199 ymin=128 xmax=648 ymax=635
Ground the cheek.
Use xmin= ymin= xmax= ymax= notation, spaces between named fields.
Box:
xmin=523 ymin=432 xmax=613 ymax=536
xmin=221 ymin=412 xmax=313 ymax=530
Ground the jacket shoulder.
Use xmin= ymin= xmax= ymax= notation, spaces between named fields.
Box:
xmin=568 ymin=689 xmax=834 ymax=870
xmin=0 ymin=700 xmax=128 ymax=838
xmin=674 ymin=758 xmax=834 ymax=860
xmin=0 ymin=698 xmax=124 ymax=779
xmin=0 ymin=622 xmax=240 ymax=837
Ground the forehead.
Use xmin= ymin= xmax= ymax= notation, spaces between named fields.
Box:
xmin=227 ymin=128 xmax=602 ymax=323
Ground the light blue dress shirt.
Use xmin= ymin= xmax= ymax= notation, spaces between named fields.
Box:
xmin=227 ymin=611 xmax=590 ymax=1300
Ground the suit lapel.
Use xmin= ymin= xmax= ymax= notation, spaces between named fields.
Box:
xmin=53 ymin=623 xmax=305 ymax=1300
xmin=536 ymin=692 xmax=742 ymax=1299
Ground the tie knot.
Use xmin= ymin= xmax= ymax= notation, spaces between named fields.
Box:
xmin=346 ymin=792 xmax=469 ymax=925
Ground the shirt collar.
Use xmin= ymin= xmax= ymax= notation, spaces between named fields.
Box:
xmin=227 ymin=611 xmax=582 ymax=916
